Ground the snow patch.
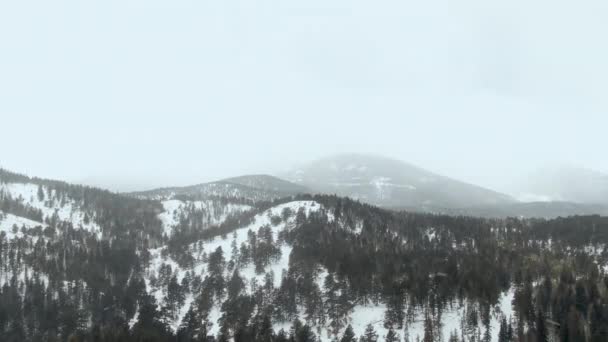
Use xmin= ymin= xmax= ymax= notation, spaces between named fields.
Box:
xmin=0 ymin=212 xmax=45 ymax=239
xmin=0 ymin=183 xmax=101 ymax=237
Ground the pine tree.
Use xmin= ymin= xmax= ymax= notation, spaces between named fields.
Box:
xmin=403 ymin=322 xmax=411 ymax=342
xmin=290 ymin=318 xmax=317 ymax=342
xmin=227 ymin=270 xmax=244 ymax=299
xmin=131 ymin=293 xmax=170 ymax=341
xmin=37 ymin=184 xmax=45 ymax=202
xmin=359 ymin=324 xmax=378 ymax=342
xmin=255 ymin=314 xmax=273 ymax=342
xmin=296 ymin=324 xmax=317 ymax=342
xmin=167 ymin=275 xmax=185 ymax=318
xmin=448 ymin=330 xmax=459 ymax=342
xmin=536 ymin=310 xmax=548 ymax=342
xmin=385 ymin=326 xmax=401 ymax=342
xmin=276 ymin=329 xmax=289 ymax=342
xmin=385 ymin=292 xmax=405 ymax=329
xmin=423 ymin=314 xmax=434 ymax=342
xmin=341 ymin=324 xmax=357 ymax=342
xmin=177 ymin=307 xmax=203 ymax=341
xmin=498 ymin=317 xmax=509 ymax=342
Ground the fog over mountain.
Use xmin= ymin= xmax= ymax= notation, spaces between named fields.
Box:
xmin=514 ymin=165 xmax=608 ymax=205
xmin=283 ymin=154 xmax=515 ymax=210
xmin=3 ymin=1 xmax=608 ymax=340
xmin=124 ymin=153 xmax=608 ymax=218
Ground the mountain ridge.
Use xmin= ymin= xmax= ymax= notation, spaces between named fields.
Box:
xmin=2 ymin=165 xmax=608 ymax=341
xmin=282 ymin=153 xmax=516 ymax=209
xmin=129 ymin=174 xmax=309 ymax=202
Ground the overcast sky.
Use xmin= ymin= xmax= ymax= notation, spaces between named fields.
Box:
xmin=1 ymin=0 xmax=607 ymax=192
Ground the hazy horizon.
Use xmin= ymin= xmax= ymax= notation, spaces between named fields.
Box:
xmin=2 ymin=152 xmax=607 ymax=198
xmin=2 ymin=0 xmax=607 ymax=193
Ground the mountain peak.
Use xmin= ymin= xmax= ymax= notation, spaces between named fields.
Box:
xmin=284 ymin=154 xmax=514 ymax=209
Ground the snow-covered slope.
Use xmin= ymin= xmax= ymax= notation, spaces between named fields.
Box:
xmin=332 ymin=289 xmax=514 ymax=342
xmin=0 ymin=182 xmax=101 ymax=237
xmin=158 ymin=199 xmax=253 ymax=237
xmin=0 ymin=211 xmax=45 ymax=239
xmin=143 ymin=199 xmax=515 ymax=341
xmin=145 ymin=200 xmax=327 ymax=332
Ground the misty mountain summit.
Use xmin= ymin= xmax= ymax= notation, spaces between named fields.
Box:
xmin=283 ymin=153 xmax=515 ymax=210
xmin=516 ymin=164 xmax=608 ymax=205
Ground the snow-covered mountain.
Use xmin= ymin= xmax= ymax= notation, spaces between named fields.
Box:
xmin=130 ymin=174 xmax=309 ymax=202
xmin=283 ymin=154 xmax=515 ymax=210
xmin=0 ymin=168 xmax=519 ymax=341
xmin=127 ymin=157 xmax=608 ymax=218
xmin=3 ymin=167 xmax=608 ymax=341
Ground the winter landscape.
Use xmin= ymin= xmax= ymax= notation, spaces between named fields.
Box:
xmin=2 ymin=155 xmax=608 ymax=341
xmin=2 ymin=0 xmax=608 ymax=341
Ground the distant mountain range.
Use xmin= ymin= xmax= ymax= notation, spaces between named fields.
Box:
xmin=128 ymin=153 xmax=608 ymax=218
xmin=282 ymin=153 xmax=515 ymax=210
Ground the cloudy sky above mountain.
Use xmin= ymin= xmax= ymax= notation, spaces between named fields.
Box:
xmin=1 ymin=0 xmax=607 ymax=192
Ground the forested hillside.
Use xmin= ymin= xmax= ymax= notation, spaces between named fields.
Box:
xmin=1 ymin=169 xmax=608 ymax=341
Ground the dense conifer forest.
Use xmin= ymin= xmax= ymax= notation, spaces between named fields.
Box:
xmin=1 ymin=169 xmax=608 ymax=341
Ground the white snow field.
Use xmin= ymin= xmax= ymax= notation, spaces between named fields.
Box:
xmin=0 ymin=211 xmax=45 ymax=239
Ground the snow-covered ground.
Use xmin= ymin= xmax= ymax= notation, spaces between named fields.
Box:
xmin=158 ymin=199 xmax=253 ymax=237
xmin=0 ymin=183 xmax=101 ymax=237
xmin=320 ymin=288 xmax=514 ymax=342
xmin=0 ymin=211 xmax=45 ymax=239
xmin=143 ymin=199 xmax=516 ymax=341
xmin=146 ymin=200 xmax=329 ymax=333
